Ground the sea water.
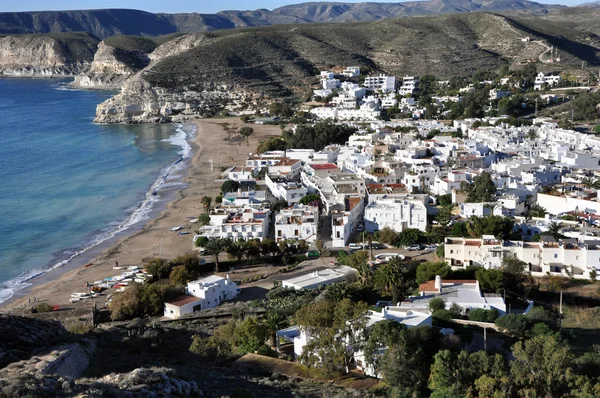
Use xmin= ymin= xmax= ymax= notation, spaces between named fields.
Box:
xmin=0 ymin=78 xmax=195 ymax=303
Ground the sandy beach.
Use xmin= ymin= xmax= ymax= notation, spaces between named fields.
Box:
xmin=1 ymin=118 xmax=280 ymax=313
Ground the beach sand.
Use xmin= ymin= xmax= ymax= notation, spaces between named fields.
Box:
xmin=1 ymin=118 xmax=280 ymax=313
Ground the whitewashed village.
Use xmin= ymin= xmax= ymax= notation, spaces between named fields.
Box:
xmin=123 ymin=62 xmax=600 ymax=384
xmin=46 ymin=61 xmax=600 ymax=394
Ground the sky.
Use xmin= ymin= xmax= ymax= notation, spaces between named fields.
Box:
xmin=0 ymin=0 xmax=585 ymax=13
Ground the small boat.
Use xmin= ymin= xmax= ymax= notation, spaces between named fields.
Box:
xmin=122 ymin=278 xmax=133 ymax=282
xmin=177 ymin=231 xmax=190 ymax=235
xmin=70 ymin=297 xmax=82 ymax=303
xmin=71 ymin=292 xmax=90 ymax=298
xmin=189 ymin=218 xmax=199 ymax=224
xmin=127 ymin=265 xmax=139 ymax=270
xmin=113 ymin=266 xmax=125 ymax=270
xmin=83 ymin=263 xmax=93 ymax=268
xmin=93 ymin=280 xmax=103 ymax=285
xmin=171 ymin=226 xmax=183 ymax=231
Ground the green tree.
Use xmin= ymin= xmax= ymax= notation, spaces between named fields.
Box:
xmin=299 ymin=193 xmax=322 ymax=207
xmin=363 ymin=320 xmax=405 ymax=377
xmin=429 ymin=297 xmax=446 ymax=313
xmin=238 ymin=126 xmax=254 ymax=144
xmin=462 ymin=172 xmax=497 ymax=203
xmin=263 ymin=311 xmax=288 ymax=347
xmin=226 ymin=239 xmax=248 ymax=265
xmin=495 ymin=314 xmax=531 ymax=338
xmin=205 ymin=237 xmax=230 ymax=272
xmin=469 ymin=308 xmax=499 ymax=323
xmin=145 ymin=258 xmax=172 ymax=279
xmin=221 ymin=180 xmax=240 ymax=193
xmin=476 ymin=268 xmax=505 ymax=293
xmin=198 ymin=213 xmax=211 ymax=226
xmin=397 ymin=228 xmax=425 ymax=247
xmin=234 ymin=317 xmax=269 ymax=353
xmin=201 ymin=195 xmax=212 ymax=215
xmin=510 ymin=334 xmax=576 ymax=397
xmin=416 ymin=262 xmax=451 ymax=284
xmin=502 ymin=254 xmax=526 ymax=275
xmin=548 ymin=221 xmax=562 ymax=240
xmin=374 ymin=258 xmax=417 ymax=304
xmin=378 ymin=227 xmax=398 ymax=246
xmin=169 ymin=265 xmax=198 ymax=286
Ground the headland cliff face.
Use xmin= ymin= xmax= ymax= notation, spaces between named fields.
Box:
xmin=0 ymin=35 xmax=93 ymax=77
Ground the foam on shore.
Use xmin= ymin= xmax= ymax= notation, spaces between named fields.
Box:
xmin=0 ymin=124 xmax=197 ymax=304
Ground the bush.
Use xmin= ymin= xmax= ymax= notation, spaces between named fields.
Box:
xmin=432 ymin=309 xmax=453 ymax=321
xmin=67 ymin=322 xmax=94 ymax=335
xmin=31 ymin=303 xmax=54 ymax=313
xmin=110 ymin=283 xmax=183 ymax=321
xmin=417 ymin=262 xmax=451 ymax=284
xmin=429 ymin=298 xmax=446 ymax=313
xmin=468 ymin=308 xmax=499 ymax=323
xmin=195 ymin=236 xmax=209 ymax=248
xmin=145 ymin=258 xmax=172 ymax=279
xmin=494 ymin=314 xmax=531 ymax=338
xmin=221 ymin=180 xmax=240 ymax=193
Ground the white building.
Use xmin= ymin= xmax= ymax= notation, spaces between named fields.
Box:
xmin=331 ymin=197 xmax=365 ymax=247
xmin=194 ymin=205 xmax=270 ymax=242
xmin=354 ymin=308 xmax=432 ymax=377
xmin=164 ymin=274 xmax=240 ymax=319
xmin=342 ymin=66 xmax=361 ymax=77
xmin=265 ymin=174 xmax=308 ymax=204
xmin=281 ymin=265 xmax=358 ymax=290
xmin=398 ymin=76 xmax=419 ymax=95
xmin=364 ymin=197 xmax=427 ymax=233
xmin=534 ymin=72 xmax=562 ymax=90
xmin=274 ymin=204 xmax=319 ymax=243
xmin=400 ymin=275 xmax=507 ymax=314
xmin=364 ymin=74 xmax=396 ymax=93
xmin=444 ymin=236 xmax=600 ymax=280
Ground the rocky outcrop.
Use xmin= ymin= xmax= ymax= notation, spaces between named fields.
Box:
xmin=0 ymin=34 xmax=97 ymax=77
xmin=72 ymin=41 xmax=147 ymax=89
xmin=0 ymin=314 xmax=67 ymax=368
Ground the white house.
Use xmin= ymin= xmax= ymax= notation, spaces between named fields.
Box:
xmin=195 ymin=205 xmax=270 ymax=242
xmin=399 ymin=275 xmax=507 ymax=314
xmin=265 ymin=174 xmax=308 ymax=204
xmin=164 ymin=274 xmax=240 ymax=319
xmin=398 ymin=76 xmax=419 ymax=95
xmin=534 ymin=72 xmax=561 ymax=90
xmin=353 ymin=308 xmax=432 ymax=377
xmin=274 ymin=204 xmax=319 ymax=243
xmin=364 ymin=74 xmax=396 ymax=93
xmin=281 ymin=265 xmax=358 ymax=290
xmin=364 ymin=197 xmax=427 ymax=233
xmin=444 ymin=236 xmax=600 ymax=279
xmin=342 ymin=66 xmax=361 ymax=77
xmin=332 ymin=197 xmax=365 ymax=247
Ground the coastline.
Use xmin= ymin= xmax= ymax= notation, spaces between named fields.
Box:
xmin=0 ymin=118 xmax=277 ymax=313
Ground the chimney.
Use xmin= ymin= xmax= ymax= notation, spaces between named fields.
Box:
xmin=435 ymin=275 xmax=442 ymax=293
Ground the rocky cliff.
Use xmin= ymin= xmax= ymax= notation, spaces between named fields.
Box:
xmin=73 ymin=41 xmax=150 ymax=89
xmin=0 ymin=33 xmax=98 ymax=77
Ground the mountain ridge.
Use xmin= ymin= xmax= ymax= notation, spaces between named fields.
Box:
xmin=0 ymin=0 xmax=565 ymax=38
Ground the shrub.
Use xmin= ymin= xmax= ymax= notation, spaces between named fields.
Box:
xmin=221 ymin=180 xmax=240 ymax=193
xmin=195 ymin=236 xmax=209 ymax=248
xmin=429 ymin=298 xmax=446 ymax=313
xmin=495 ymin=314 xmax=531 ymax=338
xmin=469 ymin=308 xmax=499 ymax=323
xmin=145 ymin=258 xmax=172 ymax=279
xmin=417 ymin=262 xmax=451 ymax=284
xmin=67 ymin=322 xmax=94 ymax=335
xmin=432 ymin=309 xmax=453 ymax=321
xmin=31 ymin=303 xmax=54 ymax=313
xmin=110 ymin=283 xmax=183 ymax=321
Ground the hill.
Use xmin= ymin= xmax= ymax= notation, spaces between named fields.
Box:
xmin=94 ymin=12 xmax=600 ymax=123
xmin=0 ymin=1 xmax=563 ymax=39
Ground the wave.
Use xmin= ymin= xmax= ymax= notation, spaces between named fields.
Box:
xmin=0 ymin=124 xmax=197 ymax=304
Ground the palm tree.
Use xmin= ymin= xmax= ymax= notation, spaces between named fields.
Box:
xmin=356 ymin=262 xmax=374 ymax=285
xmin=581 ymin=177 xmax=600 ymax=189
xmin=226 ymin=239 xmax=247 ymax=265
xmin=326 ymin=282 xmax=351 ymax=302
xmin=547 ymin=221 xmax=562 ymax=240
xmin=204 ymin=238 xmax=230 ymax=273
xmin=263 ymin=311 xmax=288 ymax=347
xmin=201 ymin=196 xmax=212 ymax=215
xmin=374 ymin=261 xmax=401 ymax=303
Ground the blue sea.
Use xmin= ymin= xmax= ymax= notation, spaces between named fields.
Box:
xmin=0 ymin=78 xmax=195 ymax=303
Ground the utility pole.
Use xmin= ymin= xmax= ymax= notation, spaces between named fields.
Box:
xmin=484 ymin=327 xmax=487 ymax=352
xmin=559 ymin=290 xmax=563 ymax=333
xmin=535 ymin=98 xmax=538 ymax=117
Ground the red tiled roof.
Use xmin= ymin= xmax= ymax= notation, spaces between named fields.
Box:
xmin=310 ymin=163 xmax=338 ymax=170
xmin=347 ymin=197 xmax=363 ymax=211
xmin=165 ymin=295 xmax=202 ymax=307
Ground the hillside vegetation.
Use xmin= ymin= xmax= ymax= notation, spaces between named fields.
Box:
xmin=141 ymin=12 xmax=600 ymax=100
xmin=0 ymin=1 xmax=563 ymax=39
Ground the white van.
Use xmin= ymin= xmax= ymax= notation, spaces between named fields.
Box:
xmin=348 ymin=243 xmax=362 ymax=250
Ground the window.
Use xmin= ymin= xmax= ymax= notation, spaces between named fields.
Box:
xmin=450 ymin=250 xmax=454 ymax=254
xmin=554 ymin=254 xmax=558 ymax=259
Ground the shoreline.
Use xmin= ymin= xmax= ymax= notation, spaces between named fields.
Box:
xmin=0 ymin=118 xmax=278 ymax=313
xmin=0 ymin=124 xmax=196 ymax=308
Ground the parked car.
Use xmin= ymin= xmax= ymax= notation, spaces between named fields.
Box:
xmin=349 ymin=243 xmax=362 ymax=250
xmin=406 ymin=244 xmax=421 ymax=251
